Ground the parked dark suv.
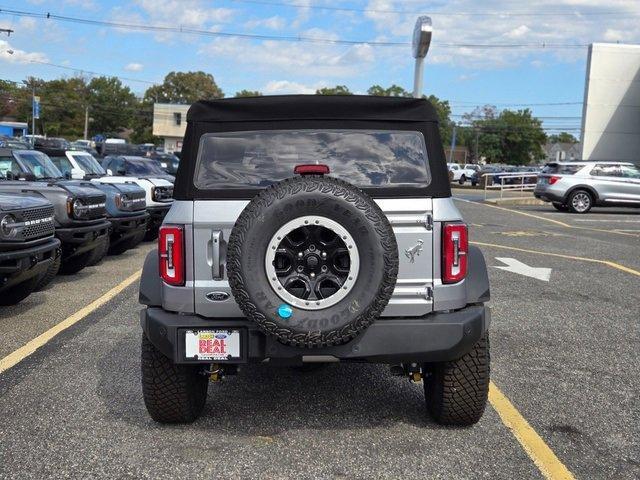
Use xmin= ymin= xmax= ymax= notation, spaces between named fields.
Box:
xmin=139 ymin=96 xmax=491 ymax=426
xmin=0 ymin=192 xmax=60 ymax=305
xmin=0 ymin=148 xmax=110 ymax=278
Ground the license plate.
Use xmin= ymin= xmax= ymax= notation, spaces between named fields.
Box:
xmin=538 ymin=178 xmax=548 ymax=185
xmin=184 ymin=330 xmax=241 ymax=361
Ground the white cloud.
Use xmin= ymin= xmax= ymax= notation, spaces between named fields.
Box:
xmin=200 ymin=33 xmax=377 ymax=78
xmin=0 ymin=40 xmax=48 ymax=64
xmin=244 ymin=16 xmax=287 ymax=31
xmin=364 ymin=0 xmax=640 ymax=67
xmin=124 ymin=62 xmax=144 ymax=72
xmin=262 ymin=80 xmax=324 ymax=94
xmin=134 ymin=0 xmax=234 ymax=27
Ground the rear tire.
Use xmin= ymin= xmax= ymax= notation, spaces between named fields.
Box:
xmin=87 ymin=237 xmax=110 ymax=266
xmin=0 ymin=275 xmax=40 ymax=306
xmin=552 ymin=202 xmax=568 ymax=212
xmin=459 ymin=174 xmax=466 ymax=185
xmin=567 ymin=190 xmax=593 ymax=214
xmin=141 ymin=334 xmax=209 ymax=423
xmin=35 ymin=254 xmax=61 ymax=291
xmin=109 ymin=229 xmax=145 ymax=255
xmin=424 ymin=332 xmax=490 ymax=426
xmin=59 ymin=250 xmax=94 ymax=275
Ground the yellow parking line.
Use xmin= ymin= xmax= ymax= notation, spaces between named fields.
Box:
xmin=471 ymin=241 xmax=640 ymax=277
xmin=0 ymin=270 xmax=142 ymax=375
xmin=455 ymin=198 xmax=640 ymax=237
xmin=489 ymin=383 xmax=576 ymax=480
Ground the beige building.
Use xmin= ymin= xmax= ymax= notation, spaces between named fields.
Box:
xmin=152 ymin=103 xmax=190 ymax=153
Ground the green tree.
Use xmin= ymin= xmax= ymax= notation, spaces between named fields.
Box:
xmin=87 ymin=77 xmax=138 ymax=136
xmin=423 ymin=94 xmax=452 ymax=144
xmin=143 ymin=71 xmax=224 ymax=104
xmin=547 ymin=132 xmax=578 ymax=144
xmin=316 ymin=85 xmax=353 ymax=95
xmin=367 ymin=84 xmax=411 ymax=97
xmin=470 ymin=108 xmax=546 ymax=165
xmin=234 ymin=90 xmax=262 ymax=97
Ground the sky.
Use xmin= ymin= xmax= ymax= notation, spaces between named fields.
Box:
xmin=1 ymin=0 xmax=640 ymax=135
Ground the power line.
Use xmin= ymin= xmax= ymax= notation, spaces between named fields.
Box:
xmin=27 ymin=60 xmax=158 ymax=85
xmin=227 ymin=0 xmax=640 ymax=17
xmin=0 ymin=7 xmax=593 ymax=49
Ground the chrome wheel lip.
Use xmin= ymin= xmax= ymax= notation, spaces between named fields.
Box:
xmin=265 ymin=215 xmax=360 ymax=311
xmin=572 ymin=192 xmax=591 ymax=212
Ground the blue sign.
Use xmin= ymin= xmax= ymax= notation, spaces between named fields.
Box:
xmin=33 ymin=96 xmax=40 ymax=120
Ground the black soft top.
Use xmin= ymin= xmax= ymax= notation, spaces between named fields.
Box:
xmin=187 ymin=95 xmax=440 ymax=123
xmin=176 ymin=95 xmax=450 ymax=200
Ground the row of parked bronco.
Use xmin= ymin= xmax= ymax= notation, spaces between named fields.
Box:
xmin=0 ymin=146 xmax=174 ymax=306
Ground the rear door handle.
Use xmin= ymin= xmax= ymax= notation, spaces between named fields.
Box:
xmin=211 ymin=230 xmax=224 ymax=279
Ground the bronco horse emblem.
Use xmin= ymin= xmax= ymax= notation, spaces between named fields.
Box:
xmin=404 ymin=240 xmax=424 ymax=263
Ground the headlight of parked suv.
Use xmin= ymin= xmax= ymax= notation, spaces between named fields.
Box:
xmin=152 ymin=186 xmax=173 ymax=202
xmin=67 ymin=197 xmax=90 ymax=219
xmin=0 ymin=213 xmax=22 ymax=240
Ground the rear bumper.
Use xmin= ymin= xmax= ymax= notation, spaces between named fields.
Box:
xmin=534 ymin=187 xmax=565 ymax=203
xmin=141 ymin=304 xmax=489 ymax=365
xmin=56 ymin=220 xmax=111 ymax=259
xmin=108 ymin=212 xmax=149 ymax=246
xmin=0 ymin=237 xmax=60 ymax=291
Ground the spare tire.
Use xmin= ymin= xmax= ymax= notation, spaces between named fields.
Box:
xmin=228 ymin=175 xmax=398 ymax=348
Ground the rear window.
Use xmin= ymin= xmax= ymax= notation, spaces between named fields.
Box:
xmin=541 ymin=164 xmax=583 ymax=175
xmin=194 ymin=130 xmax=430 ymax=190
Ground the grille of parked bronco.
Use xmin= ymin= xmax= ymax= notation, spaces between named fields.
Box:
xmin=83 ymin=195 xmax=107 ymax=219
xmin=22 ymin=205 xmax=55 ymax=240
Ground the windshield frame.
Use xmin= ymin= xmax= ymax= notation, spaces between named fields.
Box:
xmin=69 ymin=152 xmax=106 ymax=176
xmin=125 ymin=158 xmax=169 ymax=176
xmin=13 ymin=150 xmax=64 ymax=180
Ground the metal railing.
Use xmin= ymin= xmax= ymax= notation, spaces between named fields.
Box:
xmin=482 ymin=172 xmax=539 ymax=200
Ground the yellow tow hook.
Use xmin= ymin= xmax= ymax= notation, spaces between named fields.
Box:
xmin=209 ymin=364 xmax=222 ymax=382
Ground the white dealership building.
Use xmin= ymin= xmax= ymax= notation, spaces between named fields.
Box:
xmin=581 ymin=43 xmax=640 ymax=166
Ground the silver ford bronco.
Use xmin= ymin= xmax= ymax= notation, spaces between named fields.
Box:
xmin=139 ymin=95 xmax=491 ymax=426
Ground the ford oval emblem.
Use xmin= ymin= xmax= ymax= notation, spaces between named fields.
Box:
xmin=206 ymin=291 xmax=230 ymax=302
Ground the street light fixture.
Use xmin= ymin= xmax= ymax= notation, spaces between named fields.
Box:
xmin=412 ymin=16 xmax=432 ymax=98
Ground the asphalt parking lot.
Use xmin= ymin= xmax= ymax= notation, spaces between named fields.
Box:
xmin=0 ymin=198 xmax=638 ymax=480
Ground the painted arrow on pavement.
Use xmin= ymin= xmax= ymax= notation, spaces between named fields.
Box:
xmin=493 ymin=257 xmax=552 ymax=282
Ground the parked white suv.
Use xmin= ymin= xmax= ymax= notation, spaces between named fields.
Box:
xmin=62 ymin=151 xmax=174 ymax=239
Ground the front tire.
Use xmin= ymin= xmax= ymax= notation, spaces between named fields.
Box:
xmin=59 ymin=250 xmax=94 ymax=275
xmin=567 ymin=190 xmax=593 ymax=214
xmin=0 ymin=275 xmax=40 ymax=306
xmin=141 ymin=334 xmax=208 ymax=423
xmin=458 ymin=174 xmax=466 ymax=185
xmin=424 ymin=333 xmax=490 ymax=426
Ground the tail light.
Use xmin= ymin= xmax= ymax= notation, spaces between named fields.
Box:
xmin=442 ymin=223 xmax=468 ymax=284
xmin=159 ymin=225 xmax=185 ymax=286
xmin=549 ymin=176 xmax=560 ymax=185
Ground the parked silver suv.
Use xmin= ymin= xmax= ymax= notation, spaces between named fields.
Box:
xmin=138 ymin=96 xmax=491 ymax=426
xmin=535 ymin=161 xmax=640 ymax=213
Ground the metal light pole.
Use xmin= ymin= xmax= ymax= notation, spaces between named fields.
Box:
xmin=412 ymin=16 xmax=432 ymax=98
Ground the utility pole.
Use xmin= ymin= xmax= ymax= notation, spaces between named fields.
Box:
xmin=449 ymin=123 xmax=458 ymax=163
xmin=84 ymin=106 xmax=89 ymax=140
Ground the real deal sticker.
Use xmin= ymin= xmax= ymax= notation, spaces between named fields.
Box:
xmin=185 ymin=330 xmax=240 ymax=360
